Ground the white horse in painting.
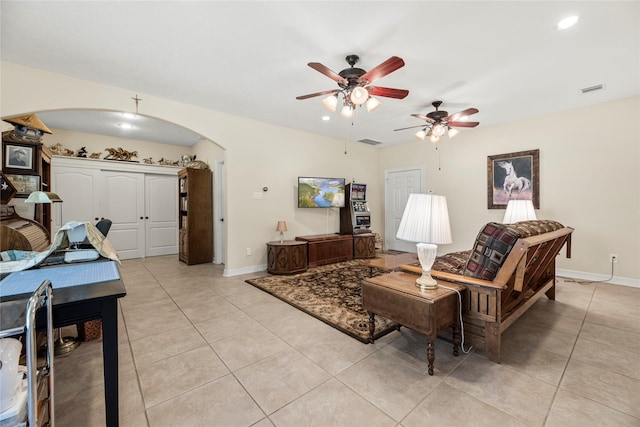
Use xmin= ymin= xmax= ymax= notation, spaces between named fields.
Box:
xmin=498 ymin=161 xmax=531 ymax=197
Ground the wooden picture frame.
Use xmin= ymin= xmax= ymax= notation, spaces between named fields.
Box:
xmin=6 ymin=173 xmax=41 ymax=197
xmin=3 ymin=141 xmax=37 ymax=173
xmin=1 ymin=170 xmax=18 ymax=204
xmin=487 ymin=149 xmax=539 ymax=209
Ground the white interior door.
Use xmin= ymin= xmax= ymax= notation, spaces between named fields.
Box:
xmin=214 ymin=158 xmax=225 ymax=264
xmin=101 ymin=170 xmax=145 ymax=259
xmin=145 ymin=174 xmax=178 ymax=257
xmin=385 ymin=167 xmax=423 ymax=252
xmin=51 ymin=166 xmax=100 ymax=235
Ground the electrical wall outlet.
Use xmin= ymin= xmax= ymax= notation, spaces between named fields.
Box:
xmin=609 ymin=254 xmax=618 ymax=264
xmin=246 ymin=247 xmax=252 ymax=256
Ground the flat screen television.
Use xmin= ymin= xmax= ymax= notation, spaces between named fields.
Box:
xmin=298 ymin=177 xmax=346 ymax=208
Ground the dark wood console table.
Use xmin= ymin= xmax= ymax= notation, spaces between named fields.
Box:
xmin=362 ymin=271 xmax=463 ymax=375
xmin=295 ymin=233 xmax=353 ymax=267
xmin=266 ymin=240 xmax=308 ymax=274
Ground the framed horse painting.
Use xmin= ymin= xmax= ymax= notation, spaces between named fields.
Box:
xmin=487 ymin=149 xmax=540 ymax=209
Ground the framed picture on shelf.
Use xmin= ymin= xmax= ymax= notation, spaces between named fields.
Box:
xmin=0 ymin=170 xmax=17 ymax=204
xmin=487 ymin=149 xmax=540 ymax=209
xmin=6 ymin=174 xmax=40 ymax=197
xmin=3 ymin=141 xmax=37 ymax=173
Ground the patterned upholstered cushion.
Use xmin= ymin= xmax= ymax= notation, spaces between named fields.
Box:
xmin=428 ymin=220 xmax=566 ymax=280
xmin=432 ymin=250 xmax=470 ymax=275
xmin=463 ymin=222 xmax=520 ymax=280
xmin=507 ymin=220 xmax=565 ymax=237
xmin=461 ymin=220 xmax=565 ymax=280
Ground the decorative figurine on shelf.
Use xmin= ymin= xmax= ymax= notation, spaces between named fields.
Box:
xmin=143 ymin=157 xmax=153 ymax=164
xmin=89 ymin=152 xmax=101 ymax=159
xmin=76 ymin=146 xmax=88 ymax=158
xmin=62 ymin=148 xmax=75 ymax=156
xmin=158 ymin=157 xmax=175 ymax=165
xmin=185 ymin=160 xmax=209 ymax=169
xmin=104 ymin=147 xmax=138 ymax=162
xmin=49 ymin=143 xmax=63 ymax=155
xmin=122 ymin=150 xmax=138 ymax=162
xmin=179 ymin=154 xmax=195 ymax=166
xmin=104 ymin=147 xmax=121 ymax=160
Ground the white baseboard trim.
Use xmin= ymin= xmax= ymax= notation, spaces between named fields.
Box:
xmin=221 ymin=264 xmax=640 ymax=288
xmin=224 ymin=263 xmax=267 ymax=277
xmin=557 ymin=269 xmax=640 ymax=288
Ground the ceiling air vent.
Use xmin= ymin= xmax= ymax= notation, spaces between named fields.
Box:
xmin=358 ymin=138 xmax=383 ymax=146
xmin=581 ymin=84 xmax=604 ymax=94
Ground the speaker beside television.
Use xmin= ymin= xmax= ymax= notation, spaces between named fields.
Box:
xmin=297 ymin=177 xmax=345 ymax=208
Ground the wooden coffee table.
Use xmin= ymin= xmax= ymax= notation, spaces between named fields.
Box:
xmin=362 ymin=271 xmax=464 ymax=375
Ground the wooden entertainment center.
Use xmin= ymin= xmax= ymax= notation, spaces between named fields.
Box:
xmin=295 ymin=234 xmax=353 ymax=267
xmin=294 ymin=233 xmax=376 ymax=268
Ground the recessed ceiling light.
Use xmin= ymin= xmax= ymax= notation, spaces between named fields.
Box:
xmin=557 ymin=16 xmax=579 ymax=30
xmin=322 ymin=116 xmax=331 ymax=121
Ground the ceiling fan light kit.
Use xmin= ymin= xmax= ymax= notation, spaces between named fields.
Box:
xmin=297 ymin=54 xmax=408 ymax=118
xmin=297 ymin=56 xmax=480 ymax=141
xmin=365 ymin=96 xmax=381 ymax=112
xmin=398 ymin=100 xmax=480 ymax=144
xmin=322 ymin=94 xmax=338 ymax=112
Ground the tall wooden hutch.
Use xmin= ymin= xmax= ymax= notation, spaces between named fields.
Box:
xmin=178 ymin=167 xmax=213 ymax=265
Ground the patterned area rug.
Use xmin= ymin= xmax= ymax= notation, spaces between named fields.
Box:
xmin=246 ymin=260 xmax=398 ymax=343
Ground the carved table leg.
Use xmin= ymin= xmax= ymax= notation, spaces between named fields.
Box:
xmin=426 ymin=339 xmax=435 ymax=375
xmin=368 ymin=312 xmax=375 ymax=344
xmin=452 ymin=324 xmax=461 ymax=357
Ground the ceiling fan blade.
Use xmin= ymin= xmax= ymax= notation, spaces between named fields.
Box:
xmin=410 ymin=113 xmax=435 ymax=122
xmin=368 ymin=86 xmax=409 ymax=99
xmin=448 ymin=121 xmax=480 ymax=128
xmin=360 ymin=56 xmax=405 ymax=84
xmin=296 ymin=89 xmax=339 ymax=100
xmin=447 ymin=108 xmax=479 ymax=122
xmin=308 ymin=62 xmax=347 ymax=85
xmin=393 ymin=125 xmax=427 ymax=131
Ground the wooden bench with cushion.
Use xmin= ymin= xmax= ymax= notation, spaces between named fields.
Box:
xmin=401 ymin=219 xmax=573 ymax=363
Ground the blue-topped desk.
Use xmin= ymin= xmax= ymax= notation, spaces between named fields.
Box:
xmin=0 ymin=261 xmax=126 ymax=427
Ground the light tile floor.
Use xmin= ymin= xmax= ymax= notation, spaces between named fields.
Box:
xmin=53 ymin=255 xmax=640 ymax=426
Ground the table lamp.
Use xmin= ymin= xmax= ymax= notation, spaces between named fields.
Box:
xmin=502 ymin=199 xmax=536 ymax=224
xmin=25 ymin=191 xmax=63 ymax=231
xmin=276 ymin=220 xmax=287 ymax=243
xmin=396 ymin=193 xmax=452 ymax=290
xmin=24 ymin=191 xmax=62 ymax=204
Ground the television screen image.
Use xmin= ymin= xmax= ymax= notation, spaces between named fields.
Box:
xmin=298 ymin=177 xmax=346 ymax=208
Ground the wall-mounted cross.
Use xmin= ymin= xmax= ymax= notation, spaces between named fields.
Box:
xmin=132 ymin=94 xmax=143 ymax=114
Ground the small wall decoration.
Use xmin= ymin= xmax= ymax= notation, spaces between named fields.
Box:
xmin=3 ymin=141 xmax=36 ymax=173
xmin=1 ymin=171 xmax=17 ymax=203
xmin=487 ymin=149 xmax=539 ymax=209
xmin=6 ymin=174 xmax=40 ymax=197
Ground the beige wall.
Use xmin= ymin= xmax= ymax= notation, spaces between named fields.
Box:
xmin=42 ymin=128 xmax=193 ymax=162
xmin=2 ymin=62 xmax=638 ymax=284
xmin=380 ymin=96 xmax=640 ymax=284
xmin=0 ymin=62 xmax=381 ymax=275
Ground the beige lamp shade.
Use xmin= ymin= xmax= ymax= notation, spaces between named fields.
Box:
xmin=396 ymin=193 xmax=452 ymax=290
xmin=24 ymin=191 xmax=63 ymax=203
xmin=503 ymin=199 xmax=536 ymax=223
xmin=396 ymin=194 xmax=452 ymax=245
xmin=276 ymin=221 xmax=287 ymax=243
